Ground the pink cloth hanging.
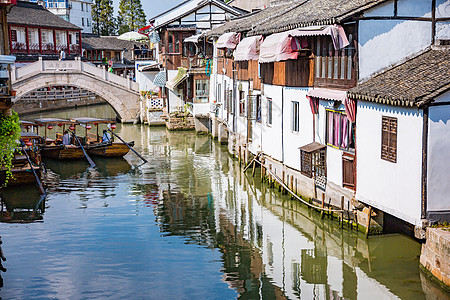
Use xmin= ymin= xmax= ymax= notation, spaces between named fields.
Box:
xmin=341 ymin=115 xmax=349 ymax=148
xmin=345 ymin=98 xmax=356 ymax=123
xmin=307 ymin=96 xmax=319 ymax=115
xmin=333 ymin=113 xmax=340 ymax=147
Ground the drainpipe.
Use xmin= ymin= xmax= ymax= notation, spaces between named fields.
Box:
xmin=421 ymin=106 xmax=429 ymax=220
xmin=281 ymin=87 xmax=284 ymax=163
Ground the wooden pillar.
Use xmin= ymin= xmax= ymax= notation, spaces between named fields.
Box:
xmin=38 ymin=28 xmax=42 ymax=54
xmin=8 ymin=25 xmax=12 ymax=55
xmin=53 ymin=30 xmax=57 ymax=54
xmin=25 ymin=27 xmax=30 ymax=54
xmin=66 ymin=31 xmax=71 ymax=55
xmin=78 ymin=31 xmax=82 ymax=55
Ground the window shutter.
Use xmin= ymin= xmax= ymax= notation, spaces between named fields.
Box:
xmin=381 ymin=116 xmax=397 ymax=163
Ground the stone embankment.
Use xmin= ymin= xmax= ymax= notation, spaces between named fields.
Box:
xmin=420 ymin=227 xmax=450 ymax=291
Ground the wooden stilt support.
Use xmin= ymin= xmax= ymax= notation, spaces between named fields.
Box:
xmin=340 ymin=196 xmax=344 ymax=228
xmin=328 ymin=198 xmax=332 ymax=218
xmin=354 ymin=209 xmax=358 ymax=231
xmin=348 ymin=201 xmax=352 ymax=229
xmin=365 ymin=206 xmax=372 ymax=239
xmin=321 ymin=193 xmax=325 ymax=219
xmin=251 ymin=160 xmax=256 ymax=177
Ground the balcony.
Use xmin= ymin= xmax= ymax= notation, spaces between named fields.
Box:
xmin=133 ymin=48 xmax=155 ymax=61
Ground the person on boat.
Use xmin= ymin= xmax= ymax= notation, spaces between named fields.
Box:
xmin=102 ymin=130 xmax=111 ymax=143
xmin=62 ymin=130 xmax=71 ymax=145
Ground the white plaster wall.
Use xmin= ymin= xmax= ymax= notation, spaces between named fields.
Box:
xmin=356 ymin=102 xmax=423 ymax=225
xmin=167 ymin=69 xmax=184 ymax=112
xmin=282 ymin=87 xmax=313 ymax=171
xmin=359 ymin=0 xmax=434 ymax=79
xmin=427 ymin=91 xmax=450 ymax=212
xmin=261 ymin=84 xmax=283 ymax=162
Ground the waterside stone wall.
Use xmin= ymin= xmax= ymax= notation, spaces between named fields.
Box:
xmin=420 ymin=228 xmax=450 ymax=290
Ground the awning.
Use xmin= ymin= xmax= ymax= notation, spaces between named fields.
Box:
xmin=153 ymin=70 xmax=167 ymax=87
xmin=166 ymin=67 xmax=188 ymax=91
xmin=299 ymin=142 xmax=326 ymax=153
xmin=306 ymin=88 xmax=347 ymax=102
xmin=259 ymin=31 xmax=298 ymax=63
xmin=233 ymin=35 xmax=263 ymax=61
xmin=184 ymin=34 xmax=203 ymax=43
xmin=216 ymin=32 xmax=240 ymax=49
xmin=290 ymin=25 xmax=349 ymax=50
xmin=138 ymin=63 xmax=161 ymax=72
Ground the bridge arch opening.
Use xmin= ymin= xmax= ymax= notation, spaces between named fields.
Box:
xmin=14 ymin=84 xmax=122 ymax=120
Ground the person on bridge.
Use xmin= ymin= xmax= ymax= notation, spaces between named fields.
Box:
xmin=62 ymin=130 xmax=71 ymax=145
xmin=59 ymin=50 xmax=66 ymax=61
xmin=102 ymin=130 xmax=111 ymax=143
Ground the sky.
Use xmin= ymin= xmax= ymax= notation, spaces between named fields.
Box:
xmin=112 ymin=0 xmax=183 ymax=20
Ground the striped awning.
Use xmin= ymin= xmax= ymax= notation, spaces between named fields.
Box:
xmin=216 ymin=32 xmax=240 ymax=49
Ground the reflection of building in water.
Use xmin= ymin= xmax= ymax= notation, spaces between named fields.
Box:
xmin=208 ymin=142 xmax=431 ymax=299
xmin=0 ymin=186 xmax=45 ymax=223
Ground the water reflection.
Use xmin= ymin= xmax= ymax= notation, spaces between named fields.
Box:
xmin=0 ymin=185 xmax=45 ymax=223
xmin=0 ymin=105 xmax=446 ymax=299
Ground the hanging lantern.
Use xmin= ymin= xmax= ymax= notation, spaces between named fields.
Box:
xmin=25 ymin=141 xmax=33 ymax=147
xmin=23 ymin=138 xmax=29 ymax=142
xmin=69 ymin=125 xmax=75 ymax=130
xmin=86 ymin=125 xmax=92 ymax=130
xmin=47 ymin=125 xmax=53 ymax=130
xmin=111 ymin=124 xmax=116 ymax=130
xmin=93 ymin=123 xmax=98 ymax=126
xmin=58 ymin=123 xmax=63 ymax=127
xmin=25 ymin=125 xmax=31 ymax=130
xmin=38 ymin=124 xmax=44 ymax=127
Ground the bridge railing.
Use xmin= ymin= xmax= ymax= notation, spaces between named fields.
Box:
xmin=12 ymin=57 xmax=139 ymax=92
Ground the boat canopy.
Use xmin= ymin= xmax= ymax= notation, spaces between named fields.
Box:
xmin=20 ymin=120 xmax=37 ymax=126
xmin=34 ymin=118 xmax=77 ymax=125
xmin=20 ymin=131 xmax=41 ymax=139
xmin=71 ymin=117 xmax=115 ymax=124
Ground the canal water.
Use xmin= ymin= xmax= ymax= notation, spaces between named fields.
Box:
xmin=0 ymin=104 xmax=447 ymax=299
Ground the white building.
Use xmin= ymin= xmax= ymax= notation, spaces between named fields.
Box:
xmin=29 ymin=0 xmax=93 ymax=33
xmin=206 ymin=0 xmax=450 ymax=238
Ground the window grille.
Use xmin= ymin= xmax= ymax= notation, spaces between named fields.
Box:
xmin=381 ymin=116 xmax=397 ymax=163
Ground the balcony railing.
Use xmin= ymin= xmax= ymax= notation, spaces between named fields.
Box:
xmin=133 ymin=49 xmax=155 ymax=61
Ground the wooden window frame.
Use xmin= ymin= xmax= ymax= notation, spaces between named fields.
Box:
xmin=292 ymin=101 xmax=300 ymax=132
xmin=325 ymin=109 xmax=355 ymax=153
xmin=342 ymin=153 xmax=356 ymax=190
xmin=239 ymin=90 xmax=245 ymax=116
xmin=267 ymin=97 xmax=272 ymax=126
xmin=300 ymin=148 xmax=327 ymax=178
xmin=381 ymin=116 xmax=397 ymax=163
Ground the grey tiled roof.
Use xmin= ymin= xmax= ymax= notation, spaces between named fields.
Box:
xmin=207 ymin=1 xmax=302 ymax=37
xmin=8 ymin=1 xmax=80 ymax=30
xmin=82 ymin=36 xmax=143 ymax=51
xmin=250 ymin=0 xmax=387 ymax=35
xmin=348 ymin=49 xmax=450 ymax=107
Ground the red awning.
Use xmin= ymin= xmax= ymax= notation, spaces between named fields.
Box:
xmin=289 ymin=25 xmax=349 ymax=50
xmin=259 ymin=31 xmax=298 ymax=63
xmin=216 ymin=32 xmax=241 ymax=49
xmin=233 ymin=35 xmax=263 ymax=61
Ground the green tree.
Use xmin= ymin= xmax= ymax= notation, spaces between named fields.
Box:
xmin=116 ymin=0 xmax=147 ymax=35
xmin=92 ymin=0 xmax=116 ymax=36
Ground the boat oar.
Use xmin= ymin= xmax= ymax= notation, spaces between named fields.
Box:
xmin=69 ymin=130 xmax=96 ymax=168
xmin=108 ymin=129 xmax=148 ymax=163
xmin=21 ymin=146 xmax=46 ymax=196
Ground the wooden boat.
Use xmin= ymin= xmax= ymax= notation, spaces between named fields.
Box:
xmin=71 ymin=117 xmax=134 ymax=158
xmin=34 ymin=118 xmax=85 ymax=159
xmin=0 ymin=131 xmax=44 ymax=186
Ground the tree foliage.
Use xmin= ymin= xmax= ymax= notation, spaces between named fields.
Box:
xmin=92 ymin=0 xmax=116 ymax=36
xmin=116 ymin=0 xmax=147 ymax=35
xmin=0 ymin=110 xmax=21 ymax=186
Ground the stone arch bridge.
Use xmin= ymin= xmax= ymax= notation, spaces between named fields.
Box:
xmin=11 ymin=58 xmax=140 ymax=122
